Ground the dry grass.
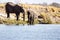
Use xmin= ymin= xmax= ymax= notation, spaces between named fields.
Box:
xmin=0 ymin=3 xmax=60 ymax=24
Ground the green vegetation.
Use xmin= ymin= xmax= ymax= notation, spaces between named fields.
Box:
xmin=0 ymin=18 xmax=27 ymax=24
xmin=0 ymin=18 xmax=39 ymax=25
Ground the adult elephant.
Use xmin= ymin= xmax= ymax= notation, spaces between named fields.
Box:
xmin=5 ymin=2 xmax=25 ymax=21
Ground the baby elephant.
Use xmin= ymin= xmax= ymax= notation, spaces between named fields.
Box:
xmin=27 ymin=10 xmax=34 ymax=25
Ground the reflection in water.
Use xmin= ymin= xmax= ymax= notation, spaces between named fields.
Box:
xmin=0 ymin=24 xmax=60 ymax=40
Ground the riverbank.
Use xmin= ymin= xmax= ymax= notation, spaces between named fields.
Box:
xmin=0 ymin=3 xmax=60 ymax=24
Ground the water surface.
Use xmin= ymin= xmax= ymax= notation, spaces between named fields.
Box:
xmin=0 ymin=24 xmax=60 ymax=40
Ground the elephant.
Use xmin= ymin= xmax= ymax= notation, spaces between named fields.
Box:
xmin=27 ymin=10 xmax=34 ymax=24
xmin=27 ymin=8 xmax=40 ymax=24
xmin=5 ymin=2 xmax=25 ymax=21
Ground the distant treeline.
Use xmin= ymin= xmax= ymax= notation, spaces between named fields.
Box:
xmin=32 ymin=2 xmax=60 ymax=8
xmin=0 ymin=2 xmax=60 ymax=8
xmin=49 ymin=3 xmax=60 ymax=8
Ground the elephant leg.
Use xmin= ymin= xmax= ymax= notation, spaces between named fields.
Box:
xmin=31 ymin=17 xmax=33 ymax=24
xmin=32 ymin=15 xmax=34 ymax=24
xmin=7 ymin=13 xmax=10 ymax=18
xmin=28 ymin=16 xmax=30 ymax=22
xmin=30 ymin=16 xmax=34 ymax=25
xmin=16 ymin=15 xmax=19 ymax=21
xmin=23 ymin=13 xmax=25 ymax=21
xmin=29 ymin=17 xmax=32 ymax=24
xmin=31 ymin=18 xmax=33 ymax=24
xmin=16 ymin=13 xmax=20 ymax=21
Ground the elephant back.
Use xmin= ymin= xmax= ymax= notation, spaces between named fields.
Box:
xmin=6 ymin=2 xmax=16 ymax=6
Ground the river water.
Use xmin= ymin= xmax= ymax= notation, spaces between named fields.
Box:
xmin=0 ymin=24 xmax=60 ymax=40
